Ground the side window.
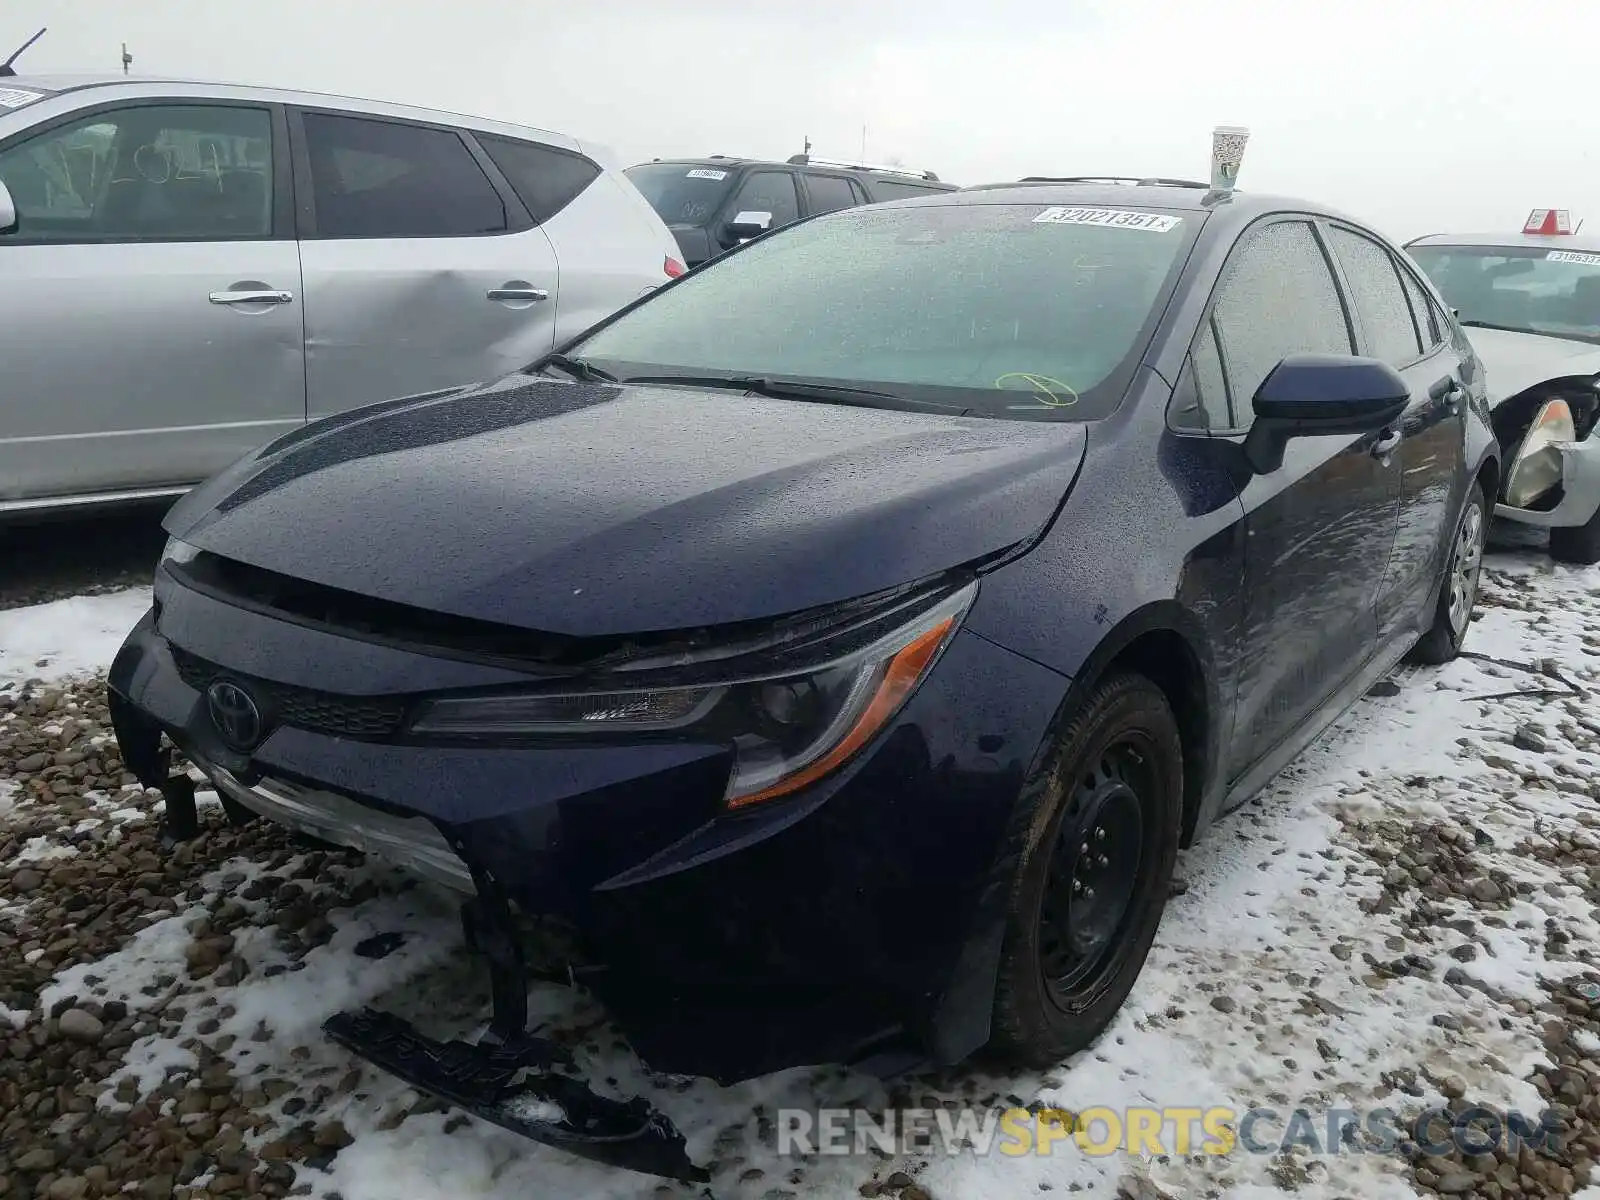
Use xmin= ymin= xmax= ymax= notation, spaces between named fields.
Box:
xmin=0 ymin=104 xmax=273 ymax=242
xmin=477 ymin=134 xmax=600 ymax=224
xmin=1327 ymin=226 xmax=1424 ymax=366
xmin=1398 ymin=264 xmax=1443 ymax=349
xmin=865 ymin=179 xmax=943 ymax=202
xmin=1210 ymin=220 xmax=1353 ymax=427
xmin=805 ymin=173 xmax=859 ymax=215
xmin=726 ymin=170 xmax=799 ymax=230
xmin=301 ymin=112 xmax=506 ymax=239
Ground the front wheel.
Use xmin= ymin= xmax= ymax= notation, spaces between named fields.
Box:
xmin=989 ymin=672 xmax=1183 ymax=1068
xmin=1412 ymin=480 xmax=1487 ymax=665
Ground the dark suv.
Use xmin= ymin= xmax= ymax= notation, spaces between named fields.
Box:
xmin=625 ymin=153 xmax=956 ymax=267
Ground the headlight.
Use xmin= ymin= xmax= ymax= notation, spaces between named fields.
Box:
xmin=1504 ymin=398 xmax=1576 ymax=508
xmin=409 ymin=581 xmax=977 ymax=809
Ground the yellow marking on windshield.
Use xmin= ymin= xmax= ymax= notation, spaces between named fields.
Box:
xmin=994 ymin=373 xmax=1079 ymax=408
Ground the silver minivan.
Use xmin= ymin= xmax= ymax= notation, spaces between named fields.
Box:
xmin=0 ymin=75 xmax=684 ymax=515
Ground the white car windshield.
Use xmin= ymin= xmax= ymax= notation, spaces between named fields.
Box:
xmin=1409 ymin=243 xmax=1600 ymax=346
xmin=568 ymin=201 xmax=1196 ymax=421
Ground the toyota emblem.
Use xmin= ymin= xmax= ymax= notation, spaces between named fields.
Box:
xmin=206 ymin=680 xmax=264 ymax=750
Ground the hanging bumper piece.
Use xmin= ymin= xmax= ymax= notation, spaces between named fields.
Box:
xmin=322 ymin=868 xmax=710 ymax=1184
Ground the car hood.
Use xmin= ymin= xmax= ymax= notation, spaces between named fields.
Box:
xmin=166 ymin=374 xmax=1088 ymax=638
xmin=1464 ymin=326 xmax=1600 ymax=403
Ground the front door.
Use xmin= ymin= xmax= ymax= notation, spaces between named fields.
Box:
xmin=0 ymin=99 xmax=304 ymax=504
xmin=1197 ymin=218 xmax=1403 ymax=779
xmin=292 ymin=109 xmax=560 ymax=420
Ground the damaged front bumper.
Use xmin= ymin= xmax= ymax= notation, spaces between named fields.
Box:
xmin=106 ymin=579 xmax=1069 ymax=1178
xmin=112 ymin=692 xmax=710 ymax=1181
xmin=1496 ymin=434 xmax=1600 ymax=528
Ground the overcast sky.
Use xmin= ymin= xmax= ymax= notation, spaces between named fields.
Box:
xmin=12 ymin=0 xmax=1596 ymax=241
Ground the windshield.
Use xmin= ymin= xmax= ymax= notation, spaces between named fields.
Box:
xmin=624 ymin=162 xmax=736 ymax=226
xmin=567 ymin=201 xmax=1196 ymax=421
xmin=1409 ymin=242 xmax=1600 ymax=345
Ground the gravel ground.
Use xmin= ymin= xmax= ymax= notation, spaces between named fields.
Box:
xmin=4 ymin=550 xmax=1600 ymax=1200
xmin=0 ymin=506 xmax=170 ymax=612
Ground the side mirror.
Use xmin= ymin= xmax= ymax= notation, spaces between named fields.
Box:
xmin=0 ymin=179 xmax=16 ymax=235
xmin=725 ymin=209 xmax=773 ymax=242
xmin=1243 ymin=353 xmax=1409 ymax=475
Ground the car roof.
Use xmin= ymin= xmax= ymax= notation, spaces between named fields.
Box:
xmin=631 ymin=156 xmax=953 ymax=184
xmin=1406 ymin=230 xmax=1600 ymax=253
xmin=912 ymin=181 xmax=1357 ymax=220
xmin=4 ymin=73 xmax=597 ymax=158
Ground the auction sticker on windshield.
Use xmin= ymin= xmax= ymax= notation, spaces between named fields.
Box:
xmin=686 ymin=169 xmax=728 ymax=181
xmin=1033 ymin=206 xmax=1182 ymax=233
xmin=0 ymin=87 xmax=44 ymax=109
xmin=1548 ymin=250 xmax=1600 ymax=267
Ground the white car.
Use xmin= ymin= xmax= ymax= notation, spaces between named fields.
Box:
xmin=0 ymin=73 xmax=683 ymax=515
xmin=1408 ymin=210 xmax=1600 ymax=564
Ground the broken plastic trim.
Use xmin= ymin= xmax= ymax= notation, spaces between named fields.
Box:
xmin=326 ymin=858 xmax=709 ymax=1183
xmin=322 ymin=1008 xmax=709 ymax=1182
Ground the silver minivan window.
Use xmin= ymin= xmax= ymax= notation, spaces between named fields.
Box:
xmin=0 ymin=104 xmax=272 ymax=241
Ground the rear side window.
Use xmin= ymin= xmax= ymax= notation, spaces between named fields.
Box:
xmin=1327 ymin=226 xmax=1423 ymax=365
xmin=1210 ymin=221 xmax=1353 ymax=426
xmin=805 ymin=173 xmax=860 ymax=215
xmin=865 ymin=179 xmax=947 ymax=202
xmin=301 ymin=112 xmax=506 ymax=239
xmin=477 ymin=134 xmax=599 ymax=223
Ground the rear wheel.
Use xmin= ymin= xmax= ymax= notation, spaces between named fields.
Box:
xmin=990 ymin=672 xmax=1182 ymax=1067
xmin=1412 ymin=481 xmax=1486 ymax=665
xmin=1550 ymin=503 xmax=1600 ymax=566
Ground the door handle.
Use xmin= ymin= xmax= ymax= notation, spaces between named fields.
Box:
xmin=487 ymin=287 xmax=549 ymax=303
xmin=1371 ymin=428 xmax=1403 ymax=458
xmin=209 ymin=289 xmax=293 ymax=305
xmin=1428 ymin=375 xmax=1465 ymax=413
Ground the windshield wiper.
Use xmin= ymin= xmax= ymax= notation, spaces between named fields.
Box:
xmin=537 ymin=353 xmax=617 ymax=382
xmin=616 ymin=374 xmax=970 ymax=415
xmin=1458 ymin=319 xmax=1600 ymax=346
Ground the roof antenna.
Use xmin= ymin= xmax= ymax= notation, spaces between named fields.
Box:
xmin=0 ymin=26 xmax=47 ymax=77
xmin=121 ymin=41 xmax=132 ymax=74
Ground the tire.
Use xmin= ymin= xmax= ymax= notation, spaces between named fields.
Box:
xmin=1550 ymin=504 xmax=1600 ymax=566
xmin=1412 ymin=480 xmax=1487 ymax=665
xmin=989 ymin=672 xmax=1183 ymax=1068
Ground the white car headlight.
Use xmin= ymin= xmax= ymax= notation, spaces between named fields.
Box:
xmin=1505 ymin=398 xmax=1576 ymax=509
xmin=410 ymin=581 xmax=977 ymax=809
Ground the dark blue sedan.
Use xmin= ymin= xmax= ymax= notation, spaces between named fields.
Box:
xmin=108 ymin=179 xmax=1498 ymax=1180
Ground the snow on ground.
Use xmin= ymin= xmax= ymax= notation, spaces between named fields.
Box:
xmin=0 ymin=586 xmax=152 ymax=685
xmin=5 ymin=550 xmax=1600 ymax=1199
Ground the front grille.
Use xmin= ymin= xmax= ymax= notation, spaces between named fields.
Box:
xmin=171 ymin=647 xmax=408 ymax=740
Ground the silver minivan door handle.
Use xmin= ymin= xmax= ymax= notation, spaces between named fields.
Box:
xmin=209 ymin=289 xmax=293 ymax=305
xmin=487 ymin=285 xmax=550 ymax=303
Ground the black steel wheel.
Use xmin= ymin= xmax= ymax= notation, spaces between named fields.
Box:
xmin=990 ymin=672 xmax=1183 ymax=1067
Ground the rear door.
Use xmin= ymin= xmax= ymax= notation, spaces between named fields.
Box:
xmin=0 ymin=97 xmax=303 ymax=503
xmin=1325 ymin=223 xmax=1469 ymax=642
xmin=1193 ymin=218 xmax=1403 ymax=779
xmin=290 ymin=107 xmax=560 ymax=419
